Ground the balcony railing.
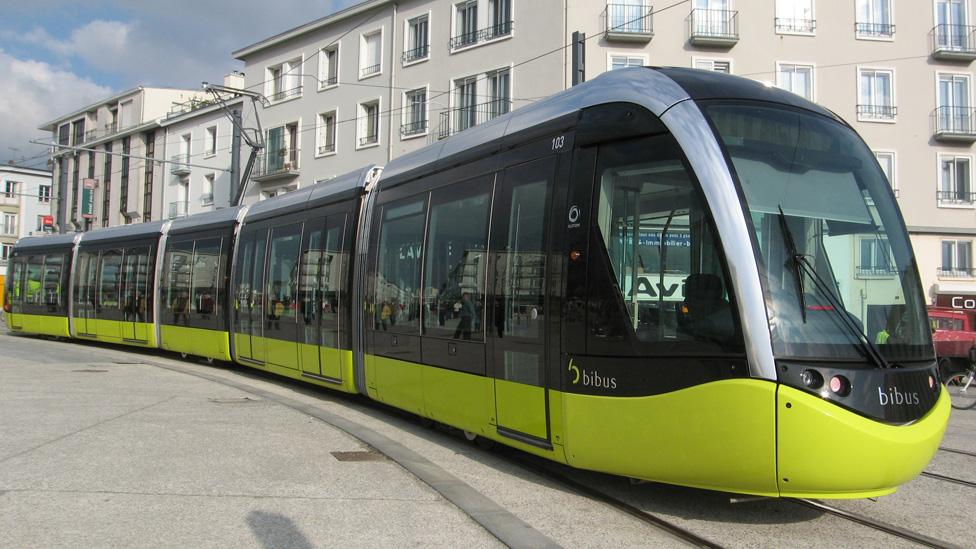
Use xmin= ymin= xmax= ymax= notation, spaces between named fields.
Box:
xmin=937 ymin=189 xmax=975 ymax=205
xmin=318 ymin=142 xmax=336 ymax=155
xmin=688 ymin=9 xmax=738 ymax=46
xmin=322 ymin=74 xmax=338 ymax=87
xmin=604 ymin=4 xmax=654 ymax=42
xmin=360 ymin=64 xmax=381 ymax=78
xmin=856 ymin=104 xmax=897 ymax=120
xmin=401 ymin=120 xmax=428 ymax=136
xmin=856 ymin=265 xmax=897 ymax=278
xmin=437 ymin=99 xmax=512 ymax=140
xmin=200 ymin=193 xmax=213 ymax=206
xmin=359 ymin=134 xmax=379 ymax=147
xmin=270 ymin=86 xmax=303 ymax=103
xmin=168 ymin=201 xmax=188 ymax=219
xmin=855 ymin=22 xmax=895 ymax=38
xmin=449 ymin=21 xmax=514 ymax=50
xmin=252 ymin=148 xmax=299 ymax=181
xmin=938 ymin=267 xmax=976 ymax=279
xmin=931 ymin=24 xmax=976 ymax=60
xmin=402 ymin=45 xmax=429 ymax=63
xmin=775 ymin=18 xmax=816 ymax=34
xmin=170 ymin=155 xmax=191 ymax=175
xmin=933 ymin=106 xmax=976 ymax=141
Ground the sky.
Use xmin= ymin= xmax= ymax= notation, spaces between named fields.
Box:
xmin=0 ymin=0 xmax=360 ymax=168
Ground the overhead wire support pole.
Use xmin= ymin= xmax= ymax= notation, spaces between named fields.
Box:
xmin=201 ymin=82 xmax=267 ymax=207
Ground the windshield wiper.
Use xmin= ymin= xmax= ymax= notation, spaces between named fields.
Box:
xmin=777 ymin=206 xmax=807 ymax=323
xmin=776 ymin=207 xmax=891 ymax=369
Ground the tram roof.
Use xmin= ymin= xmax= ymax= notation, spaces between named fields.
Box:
xmin=168 ymin=205 xmax=246 ymax=236
xmin=78 ymin=219 xmax=168 ymax=246
xmin=243 ymin=165 xmax=374 ymax=223
xmin=378 ymin=66 xmax=837 ymax=190
xmin=13 ymin=232 xmax=79 ymax=252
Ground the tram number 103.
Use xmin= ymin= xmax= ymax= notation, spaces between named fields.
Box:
xmin=551 ymin=135 xmax=566 ymax=151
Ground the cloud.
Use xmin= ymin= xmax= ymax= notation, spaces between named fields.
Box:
xmin=0 ymin=50 xmax=111 ymax=165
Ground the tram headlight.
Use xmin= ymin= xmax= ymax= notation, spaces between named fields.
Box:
xmin=829 ymin=375 xmax=851 ymax=397
xmin=800 ymin=369 xmax=823 ymax=389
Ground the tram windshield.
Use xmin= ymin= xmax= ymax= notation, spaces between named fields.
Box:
xmin=703 ymin=102 xmax=932 ymax=362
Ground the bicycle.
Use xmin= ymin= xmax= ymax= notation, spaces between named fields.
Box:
xmin=943 ymin=348 xmax=976 ymax=410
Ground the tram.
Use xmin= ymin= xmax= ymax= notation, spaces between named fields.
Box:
xmin=4 ymin=67 xmax=949 ymax=498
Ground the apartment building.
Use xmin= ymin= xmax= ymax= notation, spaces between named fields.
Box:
xmin=232 ymin=0 xmax=976 ymax=307
xmin=39 ymin=86 xmax=207 ymax=232
xmin=0 ymin=165 xmax=52 ymax=295
xmin=159 ymin=84 xmax=245 ymax=219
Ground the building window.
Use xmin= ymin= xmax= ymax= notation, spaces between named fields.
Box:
xmin=487 ymin=68 xmax=511 ymax=119
xmin=205 ymin=126 xmax=217 ymax=156
xmin=874 ymin=151 xmax=897 ymax=196
xmin=57 ymin=124 xmax=69 ymax=147
xmin=939 ymin=155 xmax=974 ymax=205
xmin=120 ymin=136 xmax=130 ymax=218
xmin=1 ymin=243 xmax=11 ymax=260
xmin=71 ymin=155 xmax=80 ymax=222
xmin=404 ymin=14 xmax=430 ymax=64
xmin=857 ymin=68 xmax=896 ymax=121
xmin=71 ymin=119 xmax=86 ymax=146
xmin=858 ymin=237 xmax=894 ymax=277
xmin=202 ymin=174 xmax=214 ymax=206
xmin=452 ymin=75 xmax=478 ymax=134
xmin=36 ymin=215 xmax=46 ymax=232
xmin=775 ymin=0 xmax=815 ymax=34
xmin=776 ymin=63 xmax=814 ymax=100
xmin=941 ymin=240 xmax=974 ymax=277
xmin=609 ymin=54 xmax=646 ymax=70
xmin=143 ymin=130 xmax=155 ymax=222
xmin=358 ymin=100 xmax=380 ymax=147
xmin=694 ymin=58 xmax=732 ymax=73
xmin=488 ymin=0 xmax=512 ymax=38
xmin=3 ymin=180 xmax=16 ymax=198
xmin=319 ymin=45 xmax=339 ymax=88
xmin=360 ymin=31 xmax=382 ymax=78
xmin=38 ymin=185 xmax=51 ymax=203
xmin=267 ymin=57 xmax=303 ymax=102
xmin=2 ymin=213 xmax=17 ymax=236
xmin=402 ymin=88 xmax=428 ymax=137
xmin=119 ymin=100 xmax=133 ymax=129
xmin=317 ymin=110 xmax=338 ymax=154
xmin=453 ymin=1 xmax=479 ymax=48
xmin=936 ymin=73 xmax=972 ymax=134
xmin=935 ymin=0 xmax=973 ymax=53
xmin=855 ymin=0 xmax=894 ymax=38
xmin=102 ymin=143 xmax=112 ymax=227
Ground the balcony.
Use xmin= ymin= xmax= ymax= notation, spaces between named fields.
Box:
xmin=437 ymin=100 xmax=512 ymax=140
xmin=449 ymin=21 xmax=514 ymax=50
xmin=937 ymin=190 xmax=975 ymax=206
xmin=856 ymin=265 xmax=897 ymax=279
xmin=856 ymin=104 xmax=897 ymax=121
xmin=0 ymin=192 xmax=18 ymax=206
xmin=317 ymin=142 xmax=336 ymax=155
xmin=322 ymin=75 xmax=338 ymax=87
xmin=269 ymin=86 xmax=302 ymax=103
xmin=933 ymin=106 xmax=976 ymax=142
xmin=400 ymin=120 xmax=428 ymax=137
xmin=855 ymin=22 xmax=895 ymax=39
xmin=604 ymin=4 xmax=654 ymax=42
xmin=200 ymin=193 xmax=213 ymax=206
xmin=401 ymin=45 xmax=429 ymax=64
xmin=168 ymin=201 xmax=188 ymax=219
xmin=931 ymin=24 xmax=976 ymax=61
xmin=358 ymin=133 xmax=379 ymax=147
xmin=252 ymin=148 xmax=299 ymax=182
xmin=775 ymin=18 xmax=816 ymax=34
xmin=688 ymin=9 xmax=738 ymax=46
xmin=938 ymin=266 xmax=976 ymax=279
xmin=170 ymin=155 xmax=191 ymax=175
xmin=360 ymin=64 xmax=381 ymax=78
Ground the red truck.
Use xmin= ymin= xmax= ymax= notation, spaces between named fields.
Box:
xmin=929 ymin=305 xmax=976 ymax=376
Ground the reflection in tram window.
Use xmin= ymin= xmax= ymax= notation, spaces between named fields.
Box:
xmin=98 ymin=250 xmax=122 ymax=312
xmin=299 ymin=217 xmax=345 ymax=348
xmin=25 ymin=255 xmax=43 ymax=305
xmin=121 ymin=248 xmax=151 ymax=323
xmin=424 ymin=179 xmax=491 ymax=340
xmin=266 ymin=224 xmax=302 ymax=329
xmin=164 ymin=242 xmax=193 ymax=325
xmin=42 ymin=254 xmax=64 ymax=310
xmin=375 ymin=198 xmax=427 ymax=333
xmin=590 ymin=136 xmax=741 ymax=353
xmin=191 ymin=238 xmax=222 ymax=319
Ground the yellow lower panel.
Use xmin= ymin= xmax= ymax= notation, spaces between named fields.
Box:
xmin=495 ymin=380 xmax=547 ymax=439
xmin=235 ymin=349 xmax=358 ymax=394
xmin=6 ymin=313 xmax=69 ymax=337
xmin=561 ymin=379 xmax=779 ymax=496
xmin=90 ymin=319 xmax=156 ymax=347
xmin=265 ymin=337 xmax=299 ymax=370
xmin=160 ymin=324 xmax=232 ymax=361
xmin=370 ymin=354 xmax=425 ymax=416
xmin=777 ymin=385 xmax=950 ymax=499
xmin=423 ymin=367 xmax=494 ymax=435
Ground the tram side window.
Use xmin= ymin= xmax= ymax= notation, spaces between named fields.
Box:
xmin=266 ymin=224 xmax=303 ymax=329
xmin=320 ymin=217 xmax=345 ymax=347
xmin=163 ymin=242 xmax=193 ymax=325
xmin=41 ymin=254 xmax=64 ymax=311
xmin=424 ymin=178 xmax=491 ymax=340
xmin=191 ymin=238 xmax=222 ymax=323
xmin=73 ymin=252 xmax=98 ymax=310
xmin=121 ymin=247 xmax=152 ymax=323
xmin=8 ymin=257 xmax=25 ymax=304
xmin=98 ymin=251 xmax=122 ymax=313
xmin=374 ymin=197 xmax=427 ymax=333
xmin=25 ymin=255 xmax=44 ymax=305
xmin=589 ymin=136 xmax=744 ymax=354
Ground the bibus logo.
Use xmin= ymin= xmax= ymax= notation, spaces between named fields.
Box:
xmin=878 ymin=386 xmax=920 ymax=406
xmin=568 ymin=358 xmax=618 ymax=390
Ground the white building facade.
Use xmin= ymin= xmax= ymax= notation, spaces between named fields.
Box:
xmin=0 ymin=165 xmax=53 ymax=281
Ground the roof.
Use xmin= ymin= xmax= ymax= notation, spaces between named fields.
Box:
xmin=243 ymin=165 xmax=374 ymax=223
xmin=12 ymin=232 xmax=79 ymax=252
xmin=160 ymin=98 xmax=246 ymax=127
xmin=168 ymin=206 xmax=246 ymax=236
xmin=0 ymin=165 xmax=52 ymax=177
xmin=378 ymin=67 xmax=840 ymax=191
xmin=38 ymin=86 xmax=203 ymax=131
xmin=232 ymin=0 xmax=390 ymax=59
xmin=78 ymin=219 xmax=169 ymax=246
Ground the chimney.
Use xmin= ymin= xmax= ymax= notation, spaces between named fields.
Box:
xmin=224 ymin=71 xmax=245 ymax=89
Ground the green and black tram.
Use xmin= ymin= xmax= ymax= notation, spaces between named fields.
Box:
xmin=5 ymin=67 xmax=949 ymax=498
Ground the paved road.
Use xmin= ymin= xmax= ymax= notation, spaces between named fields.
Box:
xmin=0 ymin=330 xmax=973 ymax=548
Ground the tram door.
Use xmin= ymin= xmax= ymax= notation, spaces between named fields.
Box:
xmin=299 ymin=215 xmax=345 ymax=380
xmin=235 ymin=229 xmax=268 ymax=363
xmin=489 ymin=157 xmax=555 ymax=442
xmin=120 ymin=247 xmax=151 ymax=341
xmin=73 ymin=252 xmax=98 ymax=336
